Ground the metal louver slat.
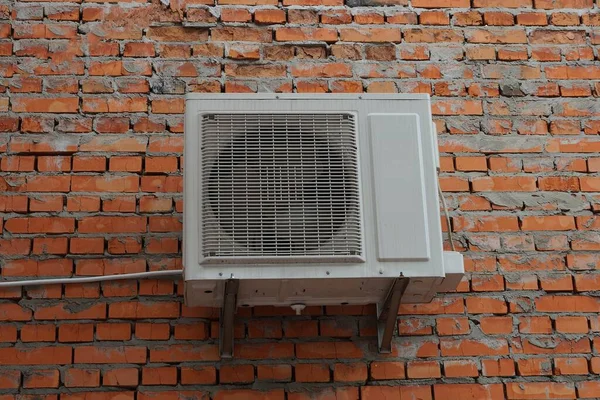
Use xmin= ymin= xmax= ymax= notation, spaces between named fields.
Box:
xmin=201 ymin=112 xmax=362 ymax=259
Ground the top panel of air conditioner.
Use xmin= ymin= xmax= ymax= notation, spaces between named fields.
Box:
xmin=183 ymin=94 xmax=460 ymax=306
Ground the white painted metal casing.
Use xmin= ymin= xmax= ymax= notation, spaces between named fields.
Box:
xmin=184 ymin=94 xmax=463 ymax=307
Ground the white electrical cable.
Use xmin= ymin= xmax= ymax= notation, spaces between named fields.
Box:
xmin=0 ymin=269 xmax=183 ymax=288
xmin=437 ymin=176 xmax=456 ymax=252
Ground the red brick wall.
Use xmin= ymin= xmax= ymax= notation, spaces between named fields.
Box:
xmin=2 ymin=0 xmax=600 ymax=398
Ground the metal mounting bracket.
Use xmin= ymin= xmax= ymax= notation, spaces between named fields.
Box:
xmin=219 ymin=279 xmax=239 ymax=359
xmin=376 ymin=277 xmax=410 ymax=353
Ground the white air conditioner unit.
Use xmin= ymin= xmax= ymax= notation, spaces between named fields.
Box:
xmin=183 ymin=94 xmax=464 ymax=357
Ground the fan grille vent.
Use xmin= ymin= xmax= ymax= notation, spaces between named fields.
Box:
xmin=201 ymin=113 xmax=362 ymax=259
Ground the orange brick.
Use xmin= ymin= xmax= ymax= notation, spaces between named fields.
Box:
xmin=480 ymin=316 xmax=513 ymax=334
xmin=64 ymin=368 xmax=100 ymax=388
xmin=0 ymin=370 xmax=20 ymax=389
xmin=75 ymin=346 xmax=146 ymax=364
xmin=521 ymin=216 xmax=576 ymax=231
xmin=518 ymin=358 xmax=553 ymax=376
xmin=78 ymin=216 xmax=146 ymax=233
xmin=454 ymin=11 xmax=483 ymax=26
xmin=455 ymin=156 xmax=487 ymax=171
xmin=472 ymin=176 xmax=537 ymax=191
xmin=555 ymin=357 xmax=588 ymax=375
xmin=96 ymin=323 xmax=131 ymax=341
xmin=123 ymin=42 xmax=155 ymax=57
xmin=135 ymin=322 xmax=170 ymax=340
xmin=434 ymin=384 xmax=504 ymax=400
xmin=371 ymin=361 xmax=406 ymax=380
xmin=482 ymin=359 xmax=515 ymax=377
xmin=29 ymin=195 xmax=64 ymax=212
xmin=556 ymin=316 xmax=588 ymax=334
xmin=333 ymin=363 xmax=367 ymax=382
xmin=23 ymin=369 xmax=60 ymax=388
xmin=444 ymin=360 xmax=479 ymax=377
xmin=70 ymin=238 xmax=104 ymax=255
xmin=413 ymin=0 xmax=470 ymax=6
xmin=255 ymin=9 xmax=286 ymax=24
xmin=475 ymin=0 xmax=533 ymax=6
xmin=467 ymin=28 xmax=527 ymax=44
xmin=295 ymin=363 xmax=330 ymax=382
xmin=419 ymin=10 xmax=449 ymax=25
xmin=21 ymin=325 xmax=56 ymax=342
xmin=519 ymin=316 xmax=552 ymax=334
xmin=103 ymin=367 xmax=139 ymax=387
xmin=227 ymin=44 xmax=260 ymax=60
xmin=181 ymin=366 xmax=217 ymax=385
xmin=257 ymin=365 xmax=292 ymax=382
xmin=221 ymin=9 xmax=251 ymax=22
xmin=220 ymin=365 xmax=255 ymax=384
xmin=12 ymin=97 xmax=79 ymax=113
xmin=590 ymin=358 xmax=600 ymax=374
xmin=0 ymin=325 xmax=17 ymax=342
xmin=102 ymin=197 xmax=137 ymax=212
xmin=506 ymin=382 xmax=575 ymax=399
xmin=142 ymin=366 xmax=177 ymax=385
xmin=436 ymin=317 xmax=470 ymax=336
xmin=145 ymin=156 xmax=178 ymax=173
xmin=340 ymin=28 xmax=401 ymax=43
xmin=5 ymin=217 xmax=74 ymax=234
xmin=536 ymin=295 xmax=600 ymax=313
xmin=441 ymin=339 xmax=509 ymax=357
xmin=407 ymin=361 xmax=441 ymax=379
xmin=535 ymin=0 xmax=592 ymax=7
xmin=484 ymin=11 xmax=515 ymax=26
xmin=498 ymin=48 xmax=529 ymax=61
xmin=58 ymin=324 xmax=95 ymax=342
xmin=540 ymin=275 xmax=573 ymax=292
xmin=578 ymin=381 xmax=600 ymax=398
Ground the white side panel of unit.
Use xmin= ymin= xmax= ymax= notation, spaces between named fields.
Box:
xmin=183 ymin=99 xmax=200 ymax=279
xmin=431 ymin=121 xmax=440 ymax=170
xmin=368 ymin=113 xmax=430 ymax=261
xmin=437 ymin=251 xmax=465 ymax=292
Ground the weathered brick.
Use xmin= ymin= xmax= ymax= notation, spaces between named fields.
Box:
xmin=12 ymin=97 xmax=79 ymax=113
xmin=506 ymin=382 xmax=575 ymax=399
xmin=1 ymin=0 xmax=599 ymax=393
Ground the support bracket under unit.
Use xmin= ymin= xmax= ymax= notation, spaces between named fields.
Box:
xmin=376 ymin=277 xmax=410 ymax=353
xmin=219 ymin=279 xmax=239 ymax=359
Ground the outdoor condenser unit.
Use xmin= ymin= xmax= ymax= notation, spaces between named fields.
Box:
xmin=184 ymin=94 xmax=464 ymax=357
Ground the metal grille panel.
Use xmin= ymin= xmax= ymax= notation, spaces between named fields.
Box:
xmin=201 ymin=113 xmax=362 ymax=259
